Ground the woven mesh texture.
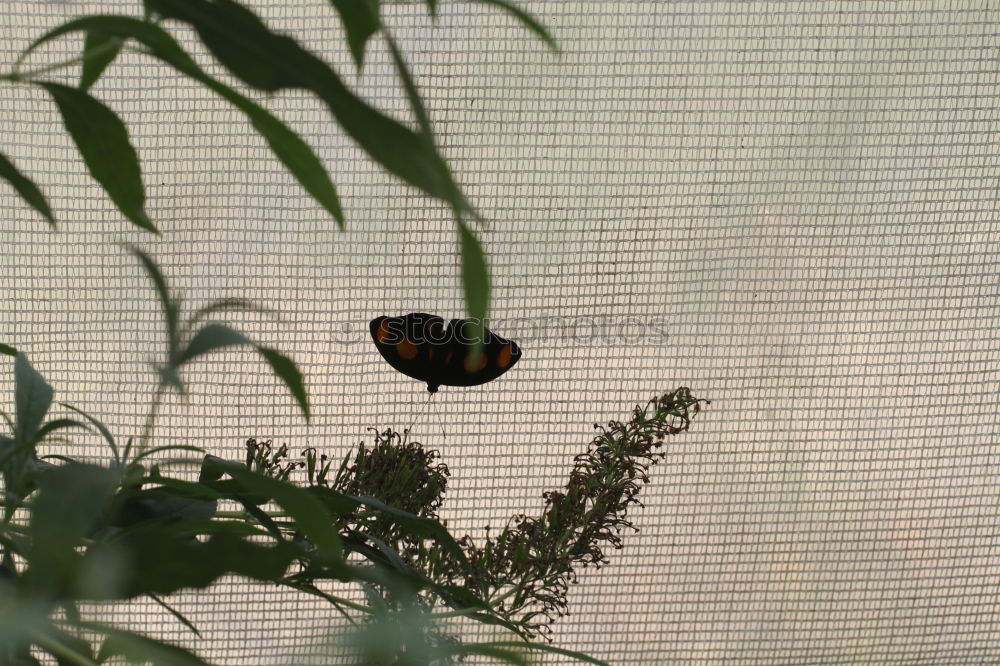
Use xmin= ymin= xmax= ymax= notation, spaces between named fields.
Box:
xmin=3 ymin=2 xmax=1000 ymax=663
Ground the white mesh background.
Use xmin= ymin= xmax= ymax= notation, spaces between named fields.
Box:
xmin=3 ymin=1 xmax=1000 ymax=664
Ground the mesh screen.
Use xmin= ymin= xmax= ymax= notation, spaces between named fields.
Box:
xmin=3 ymin=1 xmax=1000 ymax=663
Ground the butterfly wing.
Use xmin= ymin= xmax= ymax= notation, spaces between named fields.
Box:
xmin=370 ymin=313 xmax=449 ymax=392
xmin=433 ymin=318 xmax=521 ymax=388
xmin=371 ymin=313 xmax=521 ymax=392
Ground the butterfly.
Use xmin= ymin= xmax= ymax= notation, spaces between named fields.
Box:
xmin=370 ymin=313 xmax=521 ymax=393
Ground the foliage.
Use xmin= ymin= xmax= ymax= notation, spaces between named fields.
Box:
xmin=0 ymin=333 xmax=706 ymax=663
xmin=0 ymin=0 xmax=556 ymax=320
xmin=0 ymin=1 xmax=707 ymax=664
xmin=243 ymin=389 xmax=708 ymax=648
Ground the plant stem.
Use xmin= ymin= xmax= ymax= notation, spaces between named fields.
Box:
xmin=136 ymin=382 xmax=166 ymax=459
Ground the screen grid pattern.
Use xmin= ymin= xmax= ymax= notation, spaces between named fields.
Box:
xmin=2 ymin=1 xmax=1000 ymax=664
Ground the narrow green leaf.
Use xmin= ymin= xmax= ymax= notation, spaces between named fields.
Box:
xmin=445 ymin=644 xmax=529 ymax=666
xmin=186 ymin=298 xmax=278 ymax=329
xmin=14 ymin=353 xmax=53 ymax=449
xmin=91 ymin=624 xmax=212 ymax=666
xmin=326 ymin=0 xmax=381 ymax=68
xmin=61 ymin=403 xmax=119 ymax=463
xmin=217 ymin=461 xmax=342 ymax=560
xmin=35 ymin=418 xmax=87 ymax=443
xmin=473 ymin=0 xmax=558 ymax=52
xmin=176 ymin=323 xmax=249 ymax=366
xmin=227 ymin=93 xmax=344 ymax=228
xmin=354 ymin=495 xmax=468 ymax=567
xmin=129 ymin=247 xmax=179 ymax=354
xmin=457 ymin=220 xmax=490 ymax=355
xmin=80 ymin=31 xmax=123 ymax=90
xmin=147 ymin=594 xmax=202 ymax=637
xmin=38 ymin=83 xmax=153 ymax=233
xmin=384 ymin=31 xmax=432 ymax=137
xmin=131 ymin=444 xmax=206 ymax=464
xmin=0 ymin=343 xmax=17 ymax=357
xmin=0 ymin=152 xmax=54 ymax=226
xmin=489 ymin=641 xmax=612 ymax=665
xmin=144 ymin=0 xmax=471 ymax=214
xmin=257 ymin=346 xmax=310 ymax=422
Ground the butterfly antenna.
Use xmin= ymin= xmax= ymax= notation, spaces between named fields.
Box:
xmin=405 ymin=391 xmax=435 ymax=434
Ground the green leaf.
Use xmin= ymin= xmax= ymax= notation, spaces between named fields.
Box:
xmin=109 ymin=486 xmax=217 ymax=530
xmin=14 ymin=353 xmax=53 ymax=449
xmin=38 ymin=83 xmax=153 ymax=233
xmin=326 ymin=0 xmax=381 ymax=68
xmin=131 ymin=444 xmax=206 ymax=464
xmin=226 ymin=93 xmax=344 ymax=228
xmin=355 ymin=494 xmax=468 ymax=567
xmin=457 ymin=219 xmax=490 ymax=355
xmin=0 ymin=152 xmax=54 ymax=226
xmin=216 ymin=461 xmax=342 ymax=560
xmin=90 ymin=624 xmax=212 ymax=666
xmin=61 ymin=403 xmax=119 ymax=463
xmin=473 ymin=0 xmax=558 ymax=52
xmin=34 ymin=418 xmax=87 ymax=443
xmin=144 ymin=0 xmax=471 ymax=214
xmin=309 ymin=486 xmax=468 ymax=569
xmin=147 ymin=593 xmax=202 ymax=637
xmin=488 ymin=641 xmax=612 ymax=665
xmin=129 ymin=247 xmax=178 ymax=353
xmin=197 ymin=454 xmax=226 ymax=483
xmin=176 ymin=323 xmax=249 ymax=366
xmin=445 ymin=644 xmax=529 ymax=666
xmin=257 ymin=346 xmax=309 ymax=421
xmin=186 ymin=297 xmax=278 ymax=330
xmin=384 ymin=31 xmax=432 ymax=138
xmin=0 ymin=343 xmax=17 ymax=357
xmin=91 ymin=521 xmax=295 ymax=598
xmin=80 ymin=31 xmax=123 ymax=91
xmin=25 ymin=464 xmax=118 ymax=596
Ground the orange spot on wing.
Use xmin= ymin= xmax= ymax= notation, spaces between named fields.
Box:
xmin=463 ymin=352 xmax=487 ymax=373
xmin=397 ymin=339 xmax=418 ymax=360
xmin=496 ymin=343 xmax=513 ymax=368
xmin=444 ymin=351 xmax=454 ymax=364
xmin=376 ymin=321 xmax=391 ymax=344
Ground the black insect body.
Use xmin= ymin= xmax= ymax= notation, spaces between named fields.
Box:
xmin=370 ymin=313 xmax=521 ymax=393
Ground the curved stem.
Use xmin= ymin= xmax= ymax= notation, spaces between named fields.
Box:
xmin=136 ymin=382 xmax=167 ymax=460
